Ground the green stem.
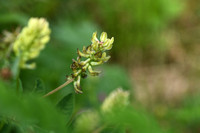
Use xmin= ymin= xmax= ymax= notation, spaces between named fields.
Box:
xmin=43 ymin=78 xmax=74 ymax=97
xmin=15 ymin=58 xmax=22 ymax=94
xmin=12 ymin=55 xmax=21 ymax=79
xmin=11 ymin=54 xmax=22 ymax=94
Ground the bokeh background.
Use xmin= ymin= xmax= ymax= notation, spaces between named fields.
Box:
xmin=1 ymin=0 xmax=200 ymax=132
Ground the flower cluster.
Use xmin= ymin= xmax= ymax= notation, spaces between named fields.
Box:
xmin=13 ymin=18 xmax=51 ymax=69
xmin=68 ymin=32 xmax=114 ymax=93
xmin=101 ymin=88 xmax=129 ymax=113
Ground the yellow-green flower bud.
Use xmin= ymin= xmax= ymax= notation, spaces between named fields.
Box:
xmin=74 ymin=110 xmax=100 ymax=133
xmin=13 ymin=18 xmax=51 ymax=69
xmin=101 ymin=88 xmax=129 ymax=113
xmin=91 ymin=32 xmax=98 ymax=44
xmin=100 ymin=32 xmax=108 ymax=42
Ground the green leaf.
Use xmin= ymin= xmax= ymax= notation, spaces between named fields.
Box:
xmin=103 ymin=106 xmax=165 ymax=133
xmin=0 ymin=13 xmax=28 ymax=25
xmin=57 ymin=93 xmax=75 ymax=123
xmin=0 ymin=85 xmax=67 ymax=132
xmin=33 ymin=79 xmax=46 ymax=95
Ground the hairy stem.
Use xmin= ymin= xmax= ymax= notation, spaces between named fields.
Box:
xmin=43 ymin=78 xmax=74 ymax=97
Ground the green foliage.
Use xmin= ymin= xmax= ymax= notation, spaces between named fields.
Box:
xmin=1 ymin=1 xmax=199 ymax=133
xmin=57 ymin=93 xmax=75 ymax=123
xmin=0 ymin=13 xmax=28 ymax=26
xmin=0 ymin=82 xmax=67 ymax=133
xmin=95 ymin=0 xmax=184 ymax=49
xmin=170 ymin=94 xmax=200 ymax=132
xmin=33 ymin=79 xmax=46 ymax=95
xmin=101 ymin=107 xmax=161 ymax=133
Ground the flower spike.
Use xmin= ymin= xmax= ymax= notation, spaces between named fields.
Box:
xmin=13 ymin=18 xmax=50 ymax=69
xmin=68 ymin=32 xmax=114 ymax=93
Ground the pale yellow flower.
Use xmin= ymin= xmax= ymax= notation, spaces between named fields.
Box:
xmin=101 ymin=88 xmax=129 ymax=113
xmin=13 ymin=18 xmax=51 ymax=69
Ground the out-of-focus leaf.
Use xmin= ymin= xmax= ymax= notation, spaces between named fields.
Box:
xmin=0 ymin=13 xmax=28 ymax=25
xmin=57 ymin=93 xmax=74 ymax=123
xmin=103 ymin=106 xmax=165 ymax=133
xmin=33 ymin=79 xmax=46 ymax=95
xmin=0 ymin=82 xmax=67 ymax=132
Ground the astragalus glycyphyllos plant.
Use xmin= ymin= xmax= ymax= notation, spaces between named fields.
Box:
xmin=13 ymin=18 xmax=50 ymax=70
xmin=43 ymin=32 xmax=114 ymax=97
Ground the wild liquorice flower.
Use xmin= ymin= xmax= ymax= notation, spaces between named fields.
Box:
xmin=13 ymin=18 xmax=50 ymax=69
xmin=67 ymin=32 xmax=114 ymax=93
xmin=101 ymin=88 xmax=129 ymax=113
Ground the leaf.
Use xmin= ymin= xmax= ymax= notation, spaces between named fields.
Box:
xmin=0 ymin=13 xmax=28 ymax=25
xmin=33 ymin=79 xmax=46 ymax=95
xmin=103 ymin=106 xmax=165 ymax=133
xmin=56 ymin=93 xmax=75 ymax=123
xmin=0 ymin=85 xmax=67 ymax=132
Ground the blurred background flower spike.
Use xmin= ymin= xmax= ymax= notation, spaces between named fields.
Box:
xmin=13 ymin=18 xmax=51 ymax=69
